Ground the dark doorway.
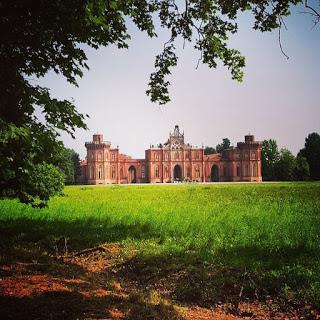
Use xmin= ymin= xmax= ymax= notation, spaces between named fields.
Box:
xmin=128 ymin=166 xmax=137 ymax=183
xmin=211 ymin=165 xmax=219 ymax=182
xmin=173 ymin=165 xmax=182 ymax=180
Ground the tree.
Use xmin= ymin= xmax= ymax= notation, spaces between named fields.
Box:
xmin=274 ymin=148 xmax=296 ymax=181
xmin=261 ymin=139 xmax=279 ymax=181
xmin=0 ymin=1 xmax=311 ymax=204
xmin=20 ymin=163 xmax=65 ymax=208
xmin=216 ymin=138 xmax=231 ymax=153
xmin=54 ymin=147 xmax=80 ymax=185
xmin=298 ymin=133 xmax=320 ymax=180
xmin=204 ymin=146 xmax=216 ymax=155
xmin=294 ymin=155 xmax=310 ymax=181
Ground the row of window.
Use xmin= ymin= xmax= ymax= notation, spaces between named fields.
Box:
xmin=89 ymin=151 xmax=117 ymax=161
xmin=223 ymin=163 xmax=258 ymax=177
xmin=234 ymin=152 xmax=257 ymax=160
xmin=89 ymin=165 xmax=145 ymax=179
xmin=153 ymin=165 xmax=201 ymax=178
xmin=154 ymin=151 xmax=202 ymax=161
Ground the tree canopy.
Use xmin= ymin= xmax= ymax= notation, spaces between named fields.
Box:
xmin=298 ymin=132 xmax=320 ymax=180
xmin=0 ymin=0 xmax=315 ymax=204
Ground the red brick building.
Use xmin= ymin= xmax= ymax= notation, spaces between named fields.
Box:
xmin=79 ymin=125 xmax=262 ymax=184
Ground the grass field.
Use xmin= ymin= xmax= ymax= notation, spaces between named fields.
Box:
xmin=1 ymin=182 xmax=320 ymax=319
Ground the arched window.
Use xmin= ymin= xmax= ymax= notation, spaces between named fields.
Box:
xmin=244 ymin=164 xmax=250 ymax=176
xmin=186 ymin=166 xmax=190 ymax=177
xmin=253 ymin=162 xmax=257 ymax=176
xmin=111 ymin=166 xmax=116 ymax=179
xmin=120 ymin=166 xmax=123 ymax=178
xmin=98 ymin=165 xmax=102 ymax=179
xmin=155 ymin=166 xmax=159 ymax=178
xmin=111 ymin=153 xmax=115 ymax=161
xmin=175 ymin=151 xmax=179 ymax=160
xmin=185 ymin=152 xmax=189 ymax=160
xmin=98 ymin=152 xmax=102 ymax=161
xmin=164 ymin=166 xmax=168 ymax=177
xmin=155 ymin=153 xmax=159 ymax=160
xmin=223 ymin=167 xmax=228 ymax=176
xmin=90 ymin=166 xmax=94 ymax=179
xmin=195 ymin=165 xmax=200 ymax=178
xmin=165 ymin=152 xmax=169 ymax=160
xmin=236 ymin=165 xmax=240 ymax=176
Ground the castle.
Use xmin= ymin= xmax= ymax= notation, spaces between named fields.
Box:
xmin=79 ymin=125 xmax=262 ymax=184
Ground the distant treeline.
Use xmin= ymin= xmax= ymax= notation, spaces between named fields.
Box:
xmin=205 ymin=133 xmax=320 ymax=181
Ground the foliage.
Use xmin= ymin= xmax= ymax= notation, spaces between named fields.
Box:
xmin=54 ymin=146 xmax=81 ymax=185
xmin=204 ymin=146 xmax=216 ymax=155
xmin=274 ymin=148 xmax=296 ymax=181
xmin=1 ymin=182 xmax=320 ymax=307
xmin=294 ymin=155 xmax=310 ymax=181
xmin=216 ymin=138 xmax=231 ymax=153
xmin=0 ymin=0 xmax=307 ymax=204
xmin=21 ymin=163 xmax=64 ymax=208
xmin=298 ymin=132 xmax=320 ymax=180
xmin=261 ymin=139 xmax=280 ymax=181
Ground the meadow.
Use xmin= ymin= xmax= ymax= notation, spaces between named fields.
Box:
xmin=1 ymin=182 xmax=320 ymax=318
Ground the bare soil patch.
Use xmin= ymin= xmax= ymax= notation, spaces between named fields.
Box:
xmin=1 ymin=241 xmax=318 ymax=319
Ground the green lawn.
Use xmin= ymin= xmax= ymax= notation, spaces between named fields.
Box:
xmin=1 ymin=182 xmax=320 ymax=309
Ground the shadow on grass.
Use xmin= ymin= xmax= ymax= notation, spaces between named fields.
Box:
xmin=0 ymin=216 xmax=319 ymax=317
xmin=0 ymin=291 xmax=182 ymax=320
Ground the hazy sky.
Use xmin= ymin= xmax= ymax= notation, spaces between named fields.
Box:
xmin=40 ymin=5 xmax=320 ymax=159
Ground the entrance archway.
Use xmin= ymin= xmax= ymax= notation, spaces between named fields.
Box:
xmin=211 ymin=165 xmax=219 ymax=182
xmin=128 ymin=166 xmax=137 ymax=183
xmin=173 ymin=165 xmax=182 ymax=180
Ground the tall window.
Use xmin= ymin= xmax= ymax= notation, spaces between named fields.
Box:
xmin=223 ymin=167 xmax=228 ymax=176
xmin=155 ymin=153 xmax=159 ymax=160
xmin=105 ymin=165 xmax=108 ymax=178
xmin=253 ymin=162 xmax=257 ymax=176
xmin=111 ymin=153 xmax=115 ymax=161
xmin=141 ymin=166 xmax=145 ymax=178
xmin=244 ymin=164 xmax=249 ymax=176
xmin=185 ymin=152 xmax=189 ymax=160
xmin=98 ymin=152 xmax=102 ymax=161
xmin=195 ymin=166 xmax=200 ymax=178
xmin=175 ymin=151 xmax=179 ymax=160
xmin=164 ymin=166 xmax=168 ymax=178
xmin=98 ymin=165 xmax=102 ymax=179
xmin=90 ymin=166 xmax=94 ymax=179
xmin=186 ymin=166 xmax=190 ymax=177
xmin=165 ymin=153 xmax=169 ymax=160
xmin=155 ymin=166 xmax=159 ymax=178
xmin=236 ymin=165 xmax=240 ymax=176
xmin=111 ymin=166 xmax=115 ymax=179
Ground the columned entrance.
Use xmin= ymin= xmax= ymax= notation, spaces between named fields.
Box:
xmin=173 ymin=164 xmax=182 ymax=180
xmin=211 ymin=165 xmax=219 ymax=182
xmin=128 ymin=166 xmax=137 ymax=183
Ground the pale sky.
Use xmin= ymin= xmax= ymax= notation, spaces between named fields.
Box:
xmin=40 ymin=5 xmax=320 ymax=159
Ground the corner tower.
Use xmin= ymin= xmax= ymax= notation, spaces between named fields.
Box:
xmin=85 ymin=133 xmax=111 ymax=184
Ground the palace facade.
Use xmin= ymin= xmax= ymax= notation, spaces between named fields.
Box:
xmin=78 ymin=126 xmax=262 ymax=184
